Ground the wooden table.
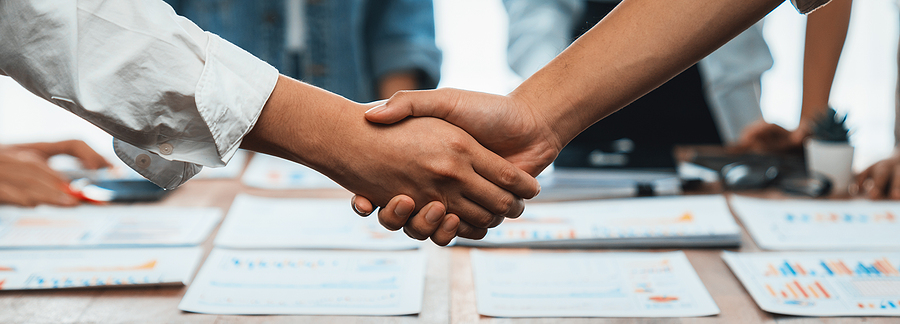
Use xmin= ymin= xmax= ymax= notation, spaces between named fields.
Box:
xmin=0 ymin=177 xmax=895 ymax=323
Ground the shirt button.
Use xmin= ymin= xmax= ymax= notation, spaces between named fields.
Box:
xmin=135 ymin=154 xmax=151 ymax=169
xmin=159 ymin=143 xmax=174 ymax=155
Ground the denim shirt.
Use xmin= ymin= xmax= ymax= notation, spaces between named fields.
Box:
xmin=164 ymin=0 xmax=442 ymax=103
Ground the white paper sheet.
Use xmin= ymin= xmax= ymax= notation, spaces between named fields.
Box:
xmin=214 ymin=195 xmax=421 ymax=250
xmin=179 ymin=249 xmax=427 ymax=315
xmin=459 ymin=195 xmax=741 ymax=248
xmin=730 ymin=195 xmax=900 ymax=250
xmin=723 ymin=251 xmax=900 ymax=316
xmin=53 ymin=150 xmax=249 ymax=180
xmin=0 ymin=247 xmax=203 ymax=290
xmin=470 ymin=250 xmax=719 ymax=317
xmin=0 ymin=205 xmax=221 ymax=248
xmin=240 ymin=154 xmax=343 ymax=190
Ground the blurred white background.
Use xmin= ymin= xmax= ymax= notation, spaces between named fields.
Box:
xmin=0 ymin=0 xmax=897 ymax=170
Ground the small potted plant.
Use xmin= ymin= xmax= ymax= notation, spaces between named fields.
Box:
xmin=804 ymin=107 xmax=853 ymax=196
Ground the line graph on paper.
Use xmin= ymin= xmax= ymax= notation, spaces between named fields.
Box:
xmin=178 ymin=249 xmax=427 ymax=315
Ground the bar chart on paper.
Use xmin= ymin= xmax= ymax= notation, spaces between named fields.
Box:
xmin=723 ymin=252 xmax=900 ymax=316
xmin=458 ymin=195 xmax=741 ymax=248
xmin=0 ymin=248 xmax=203 ymax=290
xmin=470 ymin=250 xmax=719 ymax=317
xmin=178 ymin=249 xmax=427 ymax=315
xmin=729 ymin=195 xmax=900 ymax=250
xmin=240 ymin=154 xmax=343 ymax=190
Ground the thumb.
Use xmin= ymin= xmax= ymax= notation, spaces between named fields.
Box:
xmin=365 ymin=89 xmax=456 ymax=124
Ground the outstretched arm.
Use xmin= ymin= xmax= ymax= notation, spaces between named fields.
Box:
xmin=736 ymin=0 xmax=852 ymax=153
xmin=357 ymin=0 xmax=795 ymax=240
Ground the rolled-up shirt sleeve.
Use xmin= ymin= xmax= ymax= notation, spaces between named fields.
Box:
xmin=0 ymin=0 xmax=278 ymax=189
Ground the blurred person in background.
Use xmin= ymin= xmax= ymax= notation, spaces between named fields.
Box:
xmin=504 ymin=0 xmax=772 ymax=155
xmin=0 ymin=140 xmax=110 ymax=206
xmin=164 ymin=0 xmax=442 ymax=102
xmin=732 ymin=0 xmax=900 ymax=199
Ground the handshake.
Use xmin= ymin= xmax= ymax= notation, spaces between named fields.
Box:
xmin=243 ymin=76 xmax=567 ymax=247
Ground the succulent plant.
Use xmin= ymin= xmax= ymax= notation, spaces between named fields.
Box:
xmin=810 ymin=107 xmax=850 ymax=142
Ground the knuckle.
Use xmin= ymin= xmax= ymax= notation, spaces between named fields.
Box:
xmin=488 ymin=215 xmax=505 ymax=228
xmin=496 ymin=164 xmax=520 ymax=188
xmin=425 ymin=159 xmax=461 ymax=181
xmin=494 ymin=194 xmax=516 ymax=216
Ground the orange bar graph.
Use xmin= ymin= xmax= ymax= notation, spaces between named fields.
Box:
xmin=793 ymin=281 xmax=809 ymax=298
xmin=807 ymin=285 xmax=820 ymax=298
xmin=815 ymin=281 xmax=831 ymax=298
xmin=766 ymin=284 xmax=777 ymax=297
xmin=786 ymin=283 xmax=799 ymax=298
xmin=794 ymin=263 xmax=807 ymax=276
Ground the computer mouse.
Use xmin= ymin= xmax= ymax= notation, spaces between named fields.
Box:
xmin=721 ymin=162 xmax=779 ymax=190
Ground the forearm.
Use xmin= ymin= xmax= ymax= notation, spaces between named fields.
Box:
xmin=799 ymin=0 xmax=851 ymax=124
xmin=510 ymin=0 xmax=783 ymax=147
xmin=241 ymin=75 xmax=358 ymax=172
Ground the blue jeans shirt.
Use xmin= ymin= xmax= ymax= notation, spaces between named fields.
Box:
xmin=165 ymin=0 xmax=442 ymax=102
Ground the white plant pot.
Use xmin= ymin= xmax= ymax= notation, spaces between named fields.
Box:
xmin=805 ymin=139 xmax=854 ymax=196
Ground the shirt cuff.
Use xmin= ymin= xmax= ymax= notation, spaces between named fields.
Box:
xmin=113 ymin=139 xmax=201 ymax=190
xmin=194 ymin=33 xmax=279 ymax=163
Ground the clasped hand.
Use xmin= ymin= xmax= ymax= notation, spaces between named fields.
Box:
xmin=350 ymin=88 xmax=564 ymax=245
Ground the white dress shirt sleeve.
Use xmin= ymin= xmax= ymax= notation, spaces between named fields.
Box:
xmin=0 ymin=0 xmax=278 ymax=189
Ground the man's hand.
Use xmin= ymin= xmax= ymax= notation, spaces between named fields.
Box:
xmin=733 ymin=120 xmax=808 ymax=154
xmin=351 ymin=88 xmax=562 ymax=244
xmin=242 ymin=76 xmax=541 ymax=243
xmin=857 ymin=154 xmax=900 ymax=200
xmin=0 ymin=148 xmax=78 ymax=207
xmin=9 ymin=140 xmax=112 ymax=169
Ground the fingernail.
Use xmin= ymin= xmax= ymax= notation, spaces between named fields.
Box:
xmin=351 ymin=200 xmax=371 ymax=216
xmin=365 ymin=104 xmax=386 ymax=115
xmin=536 ymin=183 xmax=541 ymax=196
xmin=441 ymin=218 xmax=457 ymax=232
xmin=394 ymin=201 xmax=413 ymax=218
xmin=425 ymin=205 xmax=444 ymax=224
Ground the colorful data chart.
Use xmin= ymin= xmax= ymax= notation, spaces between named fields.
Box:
xmin=0 ymin=205 xmax=221 ymax=248
xmin=214 ymin=195 xmax=421 ymax=250
xmin=470 ymin=250 xmax=719 ymax=317
xmin=458 ymin=195 xmax=741 ymax=248
xmin=0 ymin=248 xmax=202 ymax=290
xmin=729 ymin=195 xmax=900 ymax=250
xmin=240 ymin=154 xmax=343 ymax=190
xmin=723 ymin=252 xmax=900 ymax=316
xmin=178 ymin=249 xmax=426 ymax=315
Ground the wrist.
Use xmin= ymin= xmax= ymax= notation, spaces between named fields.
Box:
xmin=242 ymin=75 xmax=361 ymax=172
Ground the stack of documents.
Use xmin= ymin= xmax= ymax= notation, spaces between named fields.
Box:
xmin=0 ymin=206 xmax=221 ymax=290
xmin=178 ymin=194 xmax=428 ymax=316
xmin=470 ymin=250 xmax=719 ymax=317
xmin=729 ymin=195 xmax=900 ymax=250
xmin=458 ymin=195 xmax=741 ymax=248
xmin=723 ymin=252 xmax=900 ymax=316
